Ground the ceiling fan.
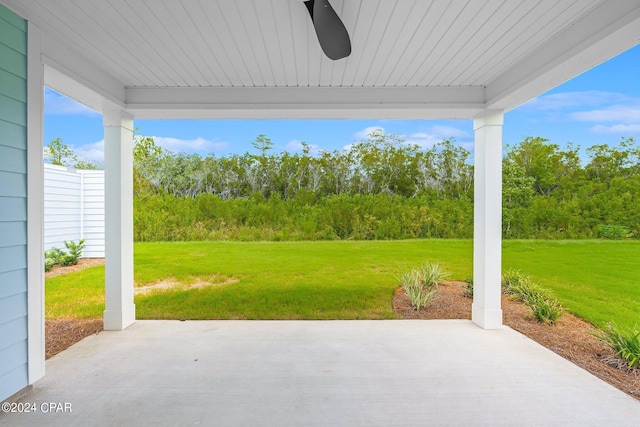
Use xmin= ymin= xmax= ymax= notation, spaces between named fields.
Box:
xmin=300 ymin=0 xmax=351 ymax=60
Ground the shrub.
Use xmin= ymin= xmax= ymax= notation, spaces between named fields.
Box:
xmin=62 ymin=239 xmax=85 ymax=266
xmin=501 ymin=269 xmax=563 ymax=324
xmin=526 ymin=293 xmax=564 ymax=325
xmin=599 ymin=224 xmax=632 ymax=240
xmin=399 ymin=262 xmax=448 ymax=310
xmin=417 ymin=261 xmax=449 ymax=287
xmin=45 ymin=247 xmax=66 ymax=266
xmin=463 ymin=278 xmax=473 ymax=298
xmin=44 ymin=239 xmax=85 ymax=270
xmin=501 ymin=269 xmax=531 ymax=295
xmin=400 ymin=270 xmax=436 ymax=311
xmin=601 ymin=323 xmax=640 ymax=370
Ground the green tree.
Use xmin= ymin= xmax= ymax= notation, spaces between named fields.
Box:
xmin=251 ymin=134 xmax=274 ymax=157
xmin=505 ymin=137 xmax=580 ymax=196
xmin=44 ymin=137 xmax=99 ymax=169
xmin=502 ymin=160 xmax=535 ymax=237
xmin=44 ymin=137 xmax=77 ymax=166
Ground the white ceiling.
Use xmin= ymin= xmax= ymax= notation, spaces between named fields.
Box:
xmin=3 ymin=0 xmax=640 ymax=118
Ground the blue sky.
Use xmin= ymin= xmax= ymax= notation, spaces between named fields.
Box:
xmin=44 ymin=45 xmax=640 ymax=165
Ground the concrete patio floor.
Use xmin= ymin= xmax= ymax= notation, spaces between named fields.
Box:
xmin=1 ymin=320 xmax=639 ymax=427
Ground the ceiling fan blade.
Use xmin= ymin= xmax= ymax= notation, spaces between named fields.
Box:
xmin=304 ymin=0 xmax=351 ymax=60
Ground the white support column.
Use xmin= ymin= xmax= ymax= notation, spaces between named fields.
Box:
xmin=27 ymin=22 xmax=45 ymax=383
xmin=103 ymin=108 xmax=135 ymax=331
xmin=472 ymin=110 xmax=504 ymax=329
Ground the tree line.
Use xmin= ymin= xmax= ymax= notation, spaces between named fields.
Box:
xmin=44 ymin=132 xmax=640 ymax=241
xmin=132 ymin=132 xmax=640 ymax=241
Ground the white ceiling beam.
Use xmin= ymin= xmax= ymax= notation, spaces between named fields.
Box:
xmin=486 ymin=0 xmax=640 ymax=112
xmin=125 ymin=86 xmax=486 ymax=119
xmin=41 ymin=35 xmax=126 ymax=112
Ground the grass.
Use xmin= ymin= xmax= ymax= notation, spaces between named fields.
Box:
xmin=47 ymin=240 xmax=472 ymax=320
xmin=45 ymin=240 xmax=640 ymax=328
xmin=502 ymin=240 xmax=640 ymax=329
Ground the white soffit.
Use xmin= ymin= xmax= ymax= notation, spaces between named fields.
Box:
xmin=3 ymin=0 xmax=640 ymax=118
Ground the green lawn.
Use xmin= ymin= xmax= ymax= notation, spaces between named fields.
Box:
xmin=46 ymin=240 xmax=640 ymax=328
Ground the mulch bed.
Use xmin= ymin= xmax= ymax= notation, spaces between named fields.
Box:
xmin=394 ymin=281 xmax=640 ymax=401
xmin=45 ymin=319 xmax=103 ymax=359
xmin=45 ymin=261 xmax=639 ymax=401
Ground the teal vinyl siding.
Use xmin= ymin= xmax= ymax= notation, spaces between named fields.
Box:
xmin=0 ymin=222 xmax=27 ymax=247
xmin=0 ymin=93 xmax=26 ymax=126
xmin=0 ymin=3 xmax=28 ymax=402
xmin=0 ymin=197 xmax=26 ymax=221
xmin=0 ymin=270 xmax=28 ymax=299
xmin=0 ymin=43 xmax=26 ymax=80
xmin=0 ymin=145 xmax=27 ymax=174
xmin=0 ymin=120 xmax=27 ymax=150
xmin=0 ymin=68 xmax=27 ymax=103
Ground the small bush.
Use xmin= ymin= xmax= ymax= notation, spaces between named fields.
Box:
xmin=63 ymin=239 xmax=85 ymax=266
xmin=399 ymin=262 xmax=448 ymax=310
xmin=463 ymin=278 xmax=473 ymax=298
xmin=44 ymin=239 xmax=85 ymax=270
xmin=526 ymin=293 xmax=564 ymax=325
xmin=510 ymin=281 xmax=546 ymax=305
xmin=601 ymin=323 xmax=640 ymax=370
xmin=501 ymin=269 xmax=563 ymax=324
xmin=501 ymin=269 xmax=531 ymax=295
xmin=599 ymin=224 xmax=632 ymax=240
xmin=417 ymin=261 xmax=449 ymax=287
xmin=400 ymin=270 xmax=436 ymax=311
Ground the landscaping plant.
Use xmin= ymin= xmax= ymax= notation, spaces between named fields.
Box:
xmin=501 ymin=269 xmax=563 ymax=325
xmin=526 ymin=293 xmax=564 ymax=325
xmin=463 ymin=278 xmax=473 ymax=298
xmin=601 ymin=323 xmax=640 ymax=370
xmin=45 ymin=239 xmax=85 ymax=270
xmin=400 ymin=261 xmax=448 ymax=310
xmin=501 ymin=269 xmax=532 ymax=295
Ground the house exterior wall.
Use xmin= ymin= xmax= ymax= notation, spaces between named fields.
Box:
xmin=0 ymin=3 xmax=29 ymax=402
xmin=44 ymin=164 xmax=105 ymax=258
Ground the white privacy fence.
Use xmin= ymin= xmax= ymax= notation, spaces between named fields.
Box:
xmin=44 ymin=163 xmax=105 ymax=258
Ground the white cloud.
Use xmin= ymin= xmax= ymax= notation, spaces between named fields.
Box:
xmin=589 ymin=124 xmax=640 ymax=134
xmin=285 ymin=139 xmax=320 ymax=155
xmin=520 ymin=91 xmax=640 ymax=136
xmin=566 ymin=100 xmax=640 ymax=136
xmin=403 ymin=132 xmax=440 ymax=149
xmin=44 ymin=89 xmax=99 ymax=116
xmin=520 ymin=91 xmax=629 ymax=111
xmin=71 ymin=135 xmax=229 ymax=165
xmin=353 ymin=126 xmax=385 ymax=140
xmin=570 ymin=105 xmax=640 ymax=122
xmin=429 ymin=125 xmax=470 ymax=139
xmin=402 ymin=125 xmax=471 ymax=150
xmin=153 ymin=136 xmax=228 ymax=154
xmin=75 ymin=139 xmax=104 ymax=164
xmin=350 ymin=124 xmax=472 ymax=151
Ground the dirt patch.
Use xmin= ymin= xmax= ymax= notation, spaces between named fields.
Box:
xmin=394 ymin=281 xmax=640 ymax=401
xmin=135 ymin=277 xmax=239 ymax=295
xmin=45 ymin=258 xmax=104 ymax=279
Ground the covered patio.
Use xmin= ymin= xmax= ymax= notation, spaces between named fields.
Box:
xmin=1 ymin=320 xmax=639 ymax=426
xmin=1 ymin=0 xmax=640 ymax=415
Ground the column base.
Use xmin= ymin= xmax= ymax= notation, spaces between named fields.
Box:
xmin=103 ymin=304 xmax=136 ymax=331
xmin=472 ymin=304 xmax=502 ymax=329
